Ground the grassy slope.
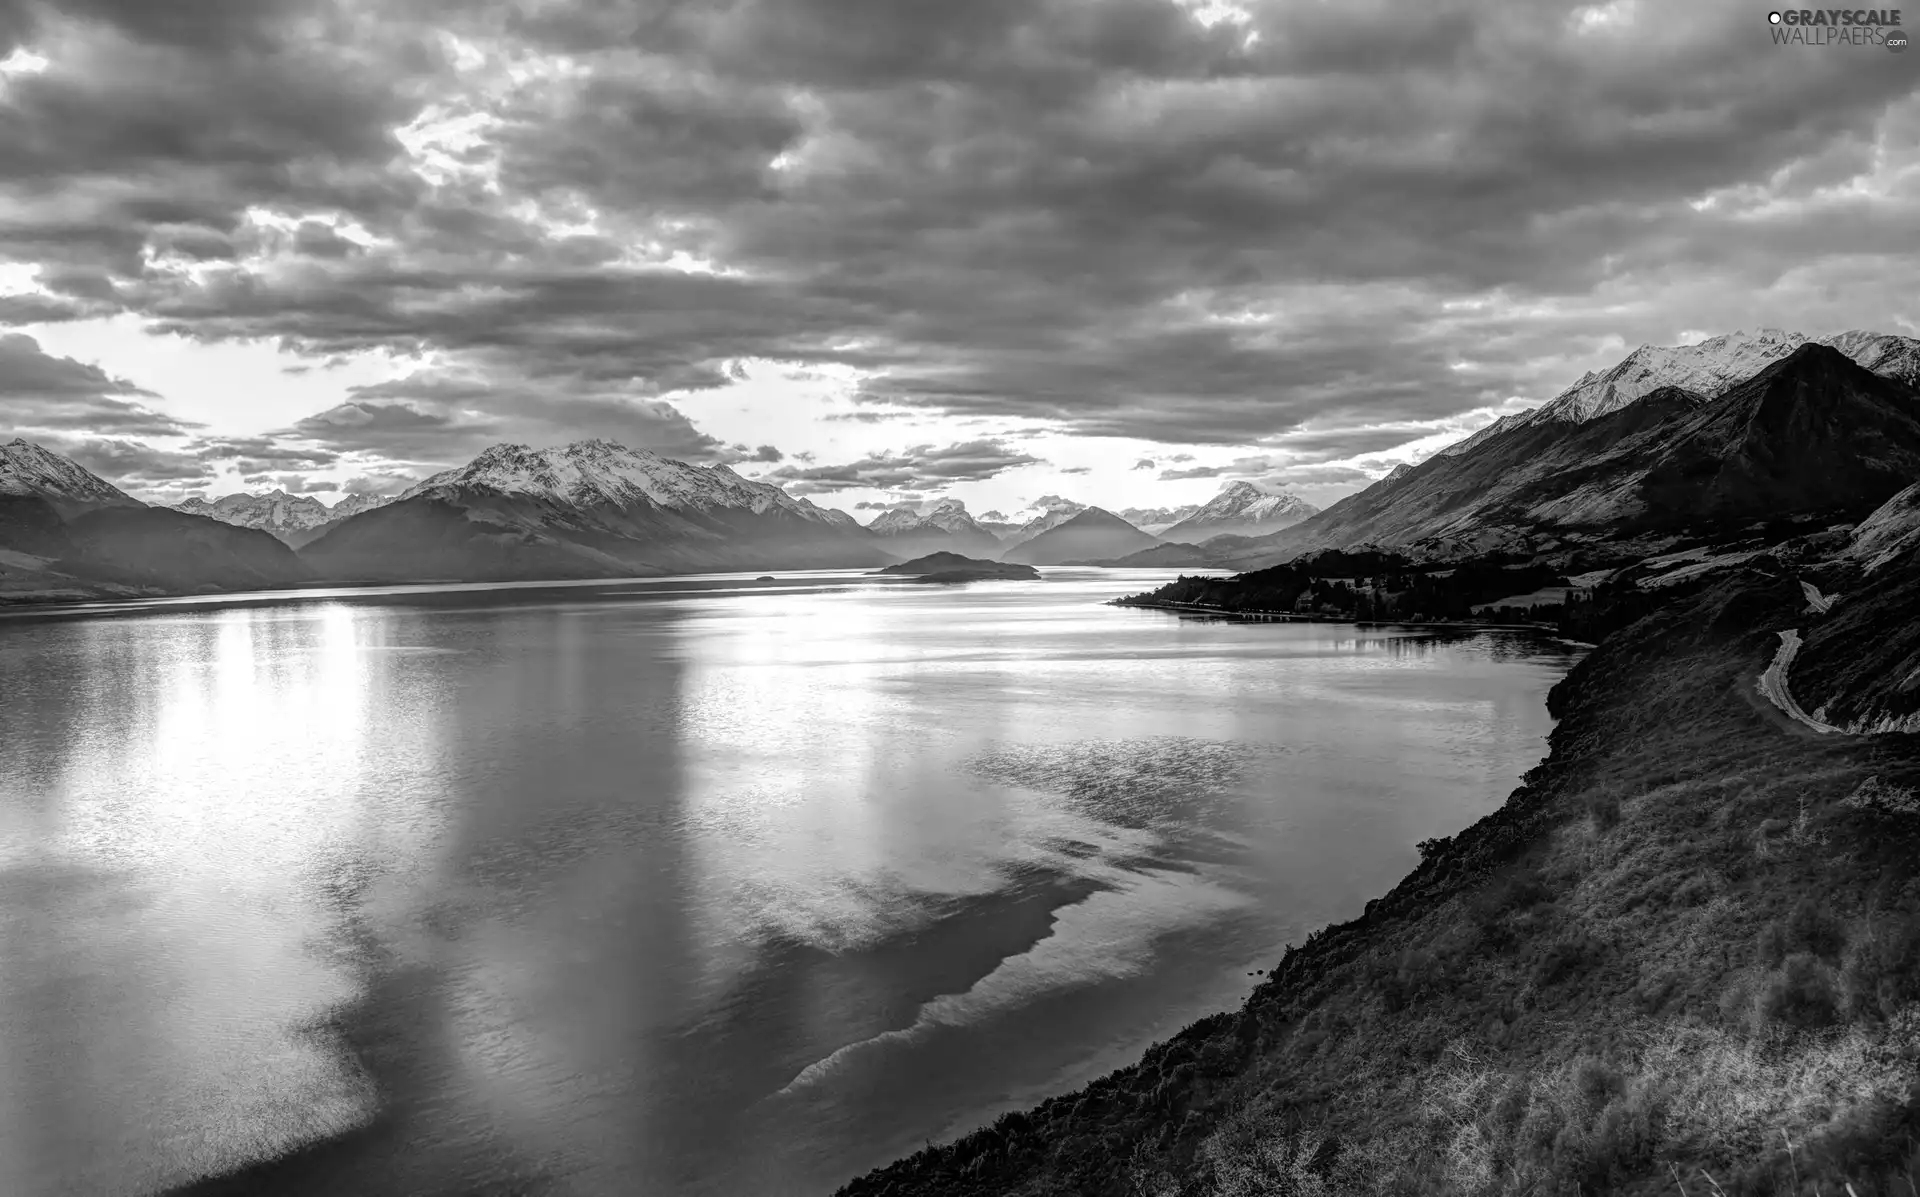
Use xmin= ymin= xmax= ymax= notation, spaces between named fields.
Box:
xmin=839 ymin=565 xmax=1920 ymax=1196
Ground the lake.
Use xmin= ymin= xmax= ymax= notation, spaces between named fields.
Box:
xmin=0 ymin=568 xmax=1584 ymax=1196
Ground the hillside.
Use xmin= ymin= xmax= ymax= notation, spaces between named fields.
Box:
xmin=0 ymin=437 xmax=145 ymax=517
xmin=0 ymin=442 xmax=312 ymax=602
xmin=875 ymin=552 xmax=1041 ymax=581
xmin=839 ymin=553 xmax=1920 ymax=1196
xmin=1080 ymin=542 xmax=1231 ymax=569
xmin=1214 ymin=345 xmax=1920 ymax=570
xmin=60 ymin=507 xmax=312 ymax=592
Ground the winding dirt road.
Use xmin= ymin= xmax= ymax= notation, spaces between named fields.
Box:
xmin=1756 ymin=629 xmax=1850 ymax=735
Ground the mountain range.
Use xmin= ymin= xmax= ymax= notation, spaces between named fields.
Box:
xmin=865 ymin=498 xmax=1004 ymax=559
xmin=1160 ymin=481 xmax=1319 ymax=541
xmin=173 ymin=489 xmax=394 ymax=548
xmin=1115 ymin=504 xmax=1202 ymax=536
xmin=302 ymin=439 xmax=892 ymax=582
xmin=7 ymin=325 xmax=1919 ymax=602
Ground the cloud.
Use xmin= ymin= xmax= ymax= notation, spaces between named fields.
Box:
xmin=242 ymin=472 xmax=333 ymax=494
xmin=1159 ymin=465 xmax=1229 ymax=480
xmin=823 ymin=410 xmax=914 ymax=423
xmin=44 ymin=435 xmax=215 ymax=490
xmin=1245 ymin=463 xmax=1378 ymax=489
xmin=339 ymin=471 xmax=419 ymax=496
xmin=0 ymin=0 xmax=1916 ymax=470
xmin=1028 ymin=495 xmax=1087 ymax=514
xmin=762 ymin=438 xmax=1043 ymax=494
xmin=191 ymin=435 xmax=341 ymax=473
xmin=0 ymin=332 xmax=200 ymax=437
xmin=1131 ymin=458 xmax=1156 ymax=470
xmin=284 ymin=400 xmax=488 ymax=460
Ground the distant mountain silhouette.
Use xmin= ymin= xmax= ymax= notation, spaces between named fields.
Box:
xmin=1000 ymin=508 xmax=1161 ymax=565
xmin=865 ymin=498 xmax=1003 ymax=559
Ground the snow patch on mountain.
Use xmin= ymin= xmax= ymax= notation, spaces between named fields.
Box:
xmin=1118 ymin=504 xmax=1203 ymax=535
xmin=1436 ymin=329 xmax=1920 ymax=458
xmin=175 ymin=490 xmax=335 ymax=533
xmin=402 ymin=439 xmax=838 ymax=524
xmin=329 ymin=492 xmax=395 ymax=521
xmin=0 ymin=438 xmax=144 ymax=512
xmin=1163 ymin=481 xmax=1318 ymax=540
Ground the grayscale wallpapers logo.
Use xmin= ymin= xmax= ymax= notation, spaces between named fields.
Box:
xmin=1767 ymin=8 xmax=1907 ymax=47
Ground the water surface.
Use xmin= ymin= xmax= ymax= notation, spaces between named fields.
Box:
xmin=0 ymin=568 xmax=1583 ymax=1196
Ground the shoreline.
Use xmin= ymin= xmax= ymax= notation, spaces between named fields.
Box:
xmin=1109 ymin=595 xmax=1576 ymax=638
xmin=837 ymin=567 xmax=1920 ymax=1195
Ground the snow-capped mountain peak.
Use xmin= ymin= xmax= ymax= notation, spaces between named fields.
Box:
xmin=0 ymin=438 xmax=145 ymax=513
xmin=1534 ymin=328 xmax=1809 ymax=426
xmin=402 ymin=439 xmax=823 ymax=522
xmin=329 ymin=492 xmax=392 ymax=521
xmin=1187 ymin=480 xmax=1317 ymax=522
xmin=1162 ymin=481 xmax=1319 ymax=540
xmin=175 ymin=489 xmax=334 ymax=532
xmin=1117 ymin=502 xmax=1203 ymax=535
xmin=1434 ymin=327 xmax=1920 ymax=459
xmin=1821 ymin=330 xmax=1920 ymax=388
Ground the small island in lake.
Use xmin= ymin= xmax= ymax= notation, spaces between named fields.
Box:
xmin=872 ymin=551 xmax=1042 ymax=583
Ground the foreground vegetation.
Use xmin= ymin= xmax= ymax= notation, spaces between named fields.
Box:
xmin=841 ymin=558 xmax=1920 ymax=1195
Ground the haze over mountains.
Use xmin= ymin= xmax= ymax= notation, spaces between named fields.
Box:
xmin=4 ymin=326 xmax=1918 ymax=603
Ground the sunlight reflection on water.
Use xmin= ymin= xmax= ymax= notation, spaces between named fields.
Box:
xmin=0 ymin=569 xmax=1583 ymax=1197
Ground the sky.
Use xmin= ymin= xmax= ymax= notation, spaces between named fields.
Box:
xmin=1 ymin=0 xmax=1916 ymax=521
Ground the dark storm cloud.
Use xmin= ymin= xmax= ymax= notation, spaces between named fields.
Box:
xmin=280 ymin=371 xmax=732 ymax=465
xmin=0 ymin=332 xmax=200 ymax=436
xmin=762 ymin=439 xmax=1044 ymax=494
xmin=281 ymin=401 xmax=497 ymax=466
xmin=2 ymin=0 xmax=1917 ymax=454
xmin=45 ymin=435 xmax=216 ymax=488
xmin=0 ymin=293 xmax=107 ymax=325
xmin=191 ymin=436 xmax=341 ymax=471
